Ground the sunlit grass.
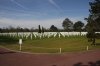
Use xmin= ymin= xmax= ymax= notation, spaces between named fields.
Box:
xmin=0 ymin=35 xmax=100 ymax=53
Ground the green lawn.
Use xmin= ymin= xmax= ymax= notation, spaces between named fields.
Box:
xmin=0 ymin=36 xmax=100 ymax=53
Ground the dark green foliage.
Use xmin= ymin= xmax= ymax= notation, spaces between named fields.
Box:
xmin=86 ymin=32 xmax=95 ymax=43
xmin=87 ymin=33 xmax=100 ymax=45
xmin=42 ymin=27 xmax=44 ymax=33
xmin=85 ymin=0 xmax=100 ymax=45
xmin=87 ymin=33 xmax=100 ymax=39
xmin=73 ymin=21 xmax=84 ymax=35
xmin=0 ymin=28 xmax=2 ymax=33
xmin=50 ymin=25 xmax=58 ymax=32
xmin=62 ymin=18 xmax=73 ymax=31
xmin=38 ymin=25 xmax=41 ymax=33
xmin=73 ymin=21 xmax=84 ymax=31
xmin=86 ymin=0 xmax=100 ymax=31
xmin=95 ymin=33 xmax=100 ymax=39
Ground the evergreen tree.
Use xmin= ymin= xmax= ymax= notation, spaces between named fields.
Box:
xmin=42 ymin=27 xmax=44 ymax=33
xmin=85 ymin=0 xmax=100 ymax=45
xmin=38 ymin=25 xmax=41 ymax=33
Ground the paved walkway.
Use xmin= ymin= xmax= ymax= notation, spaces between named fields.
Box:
xmin=0 ymin=47 xmax=100 ymax=66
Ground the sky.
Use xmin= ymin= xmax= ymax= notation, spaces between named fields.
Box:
xmin=0 ymin=0 xmax=91 ymax=29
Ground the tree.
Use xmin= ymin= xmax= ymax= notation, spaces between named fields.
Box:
xmin=73 ymin=21 xmax=84 ymax=35
xmin=8 ymin=26 xmax=15 ymax=32
xmin=62 ymin=18 xmax=73 ymax=31
xmin=30 ymin=27 xmax=34 ymax=32
xmin=42 ymin=26 xmax=45 ymax=33
xmin=24 ymin=28 xmax=30 ymax=32
xmin=50 ymin=25 xmax=58 ymax=32
xmin=85 ymin=0 xmax=100 ymax=45
xmin=0 ymin=28 xmax=2 ymax=33
xmin=38 ymin=25 xmax=41 ymax=33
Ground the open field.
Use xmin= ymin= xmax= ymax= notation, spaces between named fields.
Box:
xmin=0 ymin=33 xmax=100 ymax=53
xmin=0 ymin=32 xmax=100 ymax=53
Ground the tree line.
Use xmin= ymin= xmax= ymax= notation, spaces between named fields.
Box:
xmin=0 ymin=18 xmax=86 ymax=33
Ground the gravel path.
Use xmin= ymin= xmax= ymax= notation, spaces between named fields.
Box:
xmin=0 ymin=48 xmax=100 ymax=66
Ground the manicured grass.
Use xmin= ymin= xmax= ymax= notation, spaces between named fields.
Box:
xmin=0 ymin=35 xmax=100 ymax=53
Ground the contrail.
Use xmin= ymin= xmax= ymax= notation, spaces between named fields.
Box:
xmin=48 ymin=0 xmax=63 ymax=18
xmin=49 ymin=0 xmax=60 ymax=9
xmin=10 ymin=0 xmax=27 ymax=10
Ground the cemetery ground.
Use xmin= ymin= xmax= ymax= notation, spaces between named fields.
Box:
xmin=0 ymin=34 xmax=100 ymax=66
xmin=0 ymin=35 xmax=100 ymax=53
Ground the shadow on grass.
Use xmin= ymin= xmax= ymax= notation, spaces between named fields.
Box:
xmin=0 ymin=51 xmax=16 ymax=54
xmin=0 ymin=36 xmax=19 ymax=44
xmin=73 ymin=60 xmax=100 ymax=66
xmin=96 ymin=43 xmax=100 ymax=46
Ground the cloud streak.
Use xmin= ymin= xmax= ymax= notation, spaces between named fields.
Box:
xmin=48 ymin=0 xmax=60 ymax=9
xmin=10 ymin=0 xmax=27 ymax=10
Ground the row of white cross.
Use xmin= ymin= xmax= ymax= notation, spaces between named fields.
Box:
xmin=0 ymin=32 xmax=87 ymax=39
xmin=0 ymin=32 xmax=92 ymax=52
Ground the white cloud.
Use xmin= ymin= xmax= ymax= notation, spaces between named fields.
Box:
xmin=0 ymin=18 xmax=64 ymax=29
xmin=0 ymin=16 xmax=86 ymax=29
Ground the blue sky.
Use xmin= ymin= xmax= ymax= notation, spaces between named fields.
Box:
xmin=0 ymin=0 xmax=91 ymax=29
